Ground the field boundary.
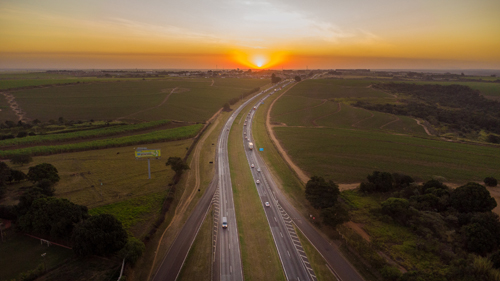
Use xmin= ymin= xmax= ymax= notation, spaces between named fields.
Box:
xmin=116 ymin=87 xmax=178 ymax=120
xmin=266 ymin=82 xmax=309 ymax=184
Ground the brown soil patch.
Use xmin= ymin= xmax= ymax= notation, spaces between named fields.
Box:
xmin=489 ymin=187 xmax=500 ymax=217
xmin=413 ymin=118 xmax=432 ymax=136
xmin=345 ymin=221 xmax=371 ymax=242
xmin=2 ymin=92 xmax=26 ymax=121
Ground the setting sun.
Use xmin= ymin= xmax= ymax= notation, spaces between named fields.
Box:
xmin=231 ymin=50 xmax=288 ymax=69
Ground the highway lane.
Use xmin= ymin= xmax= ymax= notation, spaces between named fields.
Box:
xmin=248 ymin=81 xmax=365 ymax=281
xmin=243 ymin=81 xmax=314 ymax=281
xmin=152 ymin=85 xmax=277 ymax=281
xmin=217 ymin=83 xmax=287 ymax=281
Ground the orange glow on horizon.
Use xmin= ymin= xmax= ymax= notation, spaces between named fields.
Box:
xmin=230 ymin=50 xmax=289 ymax=69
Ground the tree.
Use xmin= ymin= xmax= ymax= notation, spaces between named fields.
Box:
xmin=35 ymin=179 xmax=56 ymax=196
xmin=119 ymin=237 xmax=145 ymax=265
xmin=450 ymin=182 xmax=497 ymax=213
xmin=294 ymin=76 xmax=301 ymax=82
xmin=165 ymin=157 xmax=190 ymax=174
xmin=365 ymin=171 xmax=393 ymax=192
xmin=10 ymin=154 xmax=33 ymax=166
xmin=305 ymin=176 xmax=340 ymax=209
xmin=16 ymin=131 xmax=28 ymax=138
xmin=8 ymin=169 xmax=26 ymax=183
xmin=462 ymin=223 xmax=495 ymax=256
xmin=484 ymin=177 xmax=498 ymax=187
xmin=381 ymin=198 xmax=413 ymax=224
xmin=271 ymin=73 xmax=282 ymax=84
xmin=490 ymin=250 xmax=500 ymax=269
xmin=321 ymin=204 xmax=349 ymax=228
xmin=392 ymin=173 xmax=414 ymax=189
xmin=27 ymin=163 xmax=60 ymax=184
xmin=223 ymin=103 xmax=231 ymax=112
xmin=0 ymin=162 xmax=11 ymax=186
xmin=72 ymin=214 xmax=127 ymax=256
xmin=17 ymin=197 xmax=88 ymax=240
xmin=32 ymin=119 xmax=41 ymax=125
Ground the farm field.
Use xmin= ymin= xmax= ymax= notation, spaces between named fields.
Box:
xmin=271 ymin=79 xmax=428 ymax=136
xmin=1 ymin=78 xmax=269 ymax=122
xmin=273 ymin=126 xmax=500 ymax=183
xmin=0 ymin=123 xmax=202 ymax=158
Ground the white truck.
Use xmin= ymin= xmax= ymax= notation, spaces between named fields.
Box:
xmin=248 ymin=142 xmax=254 ymax=150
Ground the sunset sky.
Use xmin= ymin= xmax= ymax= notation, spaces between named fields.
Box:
xmin=1 ymin=0 xmax=499 ymax=69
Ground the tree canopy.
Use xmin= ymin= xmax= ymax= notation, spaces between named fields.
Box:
xmin=450 ymin=182 xmax=497 ymax=213
xmin=17 ymin=197 xmax=88 ymax=240
xmin=72 ymin=214 xmax=128 ymax=256
xmin=165 ymin=157 xmax=190 ymax=174
xmin=10 ymin=154 xmax=33 ymax=166
xmin=294 ymin=76 xmax=301 ymax=82
xmin=27 ymin=163 xmax=60 ymax=184
xmin=305 ymin=176 xmax=340 ymax=209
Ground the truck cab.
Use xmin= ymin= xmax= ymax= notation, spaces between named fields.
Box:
xmin=222 ymin=217 xmax=228 ymax=229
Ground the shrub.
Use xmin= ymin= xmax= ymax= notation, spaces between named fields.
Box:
xmin=485 ymin=177 xmax=498 ymax=187
xmin=450 ymin=182 xmax=497 ymax=213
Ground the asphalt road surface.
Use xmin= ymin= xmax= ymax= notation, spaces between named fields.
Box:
xmin=248 ymin=82 xmax=365 ymax=281
xmin=152 ymin=84 xmax=282 ymax=281
xmin=243 ymin=82 xmax=315 ymax=281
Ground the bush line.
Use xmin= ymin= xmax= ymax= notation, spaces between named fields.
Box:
xmin=0 ymin=124 xmax=203 ymax=158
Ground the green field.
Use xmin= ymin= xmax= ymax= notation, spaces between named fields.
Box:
xmin=0 ymin=119 xmax=172 ymax=147
xmin=271 ymin=79 xmax=427 ymax=136
xmin=274 ymin=126 xmax=500 ymax=183
xmin=0 ymin=124 xmax=202 ymax=158
xmin=2 ymin=78 xmax=269 ymax=122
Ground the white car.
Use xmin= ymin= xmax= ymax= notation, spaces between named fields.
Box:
xmin=265 ymin=202 xmax=270 ymax=207
xmin=251 ymin=164 xmax=254 ymax=168
xmin=256 ymin=180 xmax=260 ymax=184
xmin=257 ymin=168 xmax=261 ymax=172
xmin=244 ymin=132 xmax=246 ymax=135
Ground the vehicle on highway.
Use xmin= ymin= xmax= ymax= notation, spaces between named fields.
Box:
xmin=244 ymin=132 xmax=246 ymax=135
xmin=257 ymin=168 xmax=261 ymax=172
xmin=248 ymin=142 xmax=254 ymax=150
xmin=251 ymin=164 xmax=254 ymax=168
xmin=222 ymin=217 xmax=228 ymax=229
xmin=256 ymin=180 xmax=260 ymax=184
xmin=265 ymin=202 xmax=270 ymax=207
xmin=244 ymin=123 xmax=246 ymax=126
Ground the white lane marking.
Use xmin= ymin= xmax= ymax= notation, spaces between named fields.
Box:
xmin=280 ymin=232 xmax=283 ymax=238
xmin=230 ymin=265 xmax=232 ymax=273
xmin=287 ymin=251 xmax=290 ymax=257
xmin=274 ymin=217 xmax=277 ymax=222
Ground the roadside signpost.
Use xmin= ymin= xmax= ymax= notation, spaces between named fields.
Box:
xmin=135 ymin=147 xmax=161 ymax=179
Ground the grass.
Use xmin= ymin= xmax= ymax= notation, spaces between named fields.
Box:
xmin=177 ymin=206 xmax=213 ymax=281
xmin=0 ymin=124 xmax=202 ymax=158
xmin=295 ymin=228 xmax=337 ymax=281
xmin=4 ymin=139 xmax=192 ymax=208
xmin=0 ymin=119 xmax=171 ymax=147
xmin=4 ymin=78 xmax=269 ymax=122
xmin=273 ymin=126 xmax=500 ymax=183
xmin=286 ymin=79 xmax=387 ymax=100
xmin=0 ymin=228 xmax=74 ymax=281
xmin=89 ymin=191 xmax=167 ymax=238
xmin=228 ymin=100 xmax=285 ymax=281
xmin=340 ymin=189 xmax=448 ymax=275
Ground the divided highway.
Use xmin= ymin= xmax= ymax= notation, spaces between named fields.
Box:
xmin=242 ymin=81 xmax=315 ymax=281
xmin=245 ymin=82 xmax=365 ymax=281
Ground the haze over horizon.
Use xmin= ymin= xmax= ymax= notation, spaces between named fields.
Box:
xmin=1 ymin=0 xmax=499 ymax=70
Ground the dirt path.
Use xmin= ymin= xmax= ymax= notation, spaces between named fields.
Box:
xmin=2 ymin=92 xmax=26 ymax=121
xmin=311 ymin=102 xmax=341 ymax=126
xmin=414 ymin=118 xmax=432 ymax=136
xmin=351 ymin=107 xmax=374 ymax=128
xmin=267 ymin=83 xmax=310 ymax=184
xmin=147 ymin=108 xmax=220 ymax=280
xmin=380 ymin=115 xmax=400 ymax=129
xmin=116 ymin=87 xmax=178 ymax=120
xmin=211 ymin=79 xmax=214 ymax=86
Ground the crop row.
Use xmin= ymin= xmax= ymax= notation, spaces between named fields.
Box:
xmin=0 ymin=119 xmax=171 ymax=147
xmin=0 ymin=124 xmax=203 ymax=158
